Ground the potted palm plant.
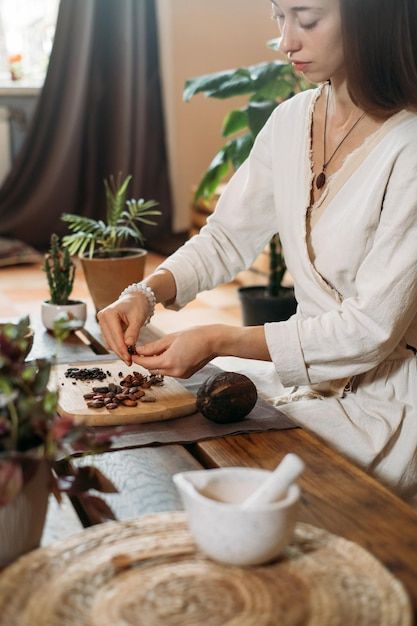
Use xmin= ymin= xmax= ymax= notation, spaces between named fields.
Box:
xmin=61 ymin=174 xmax=161 ymax=312
xmin=0 ymin=317 xmax=117 ymax=567
xmin=42 ymin=234 xmax=87 ymax=330
xmin=184 ymin=43 xmax=312 ymax=325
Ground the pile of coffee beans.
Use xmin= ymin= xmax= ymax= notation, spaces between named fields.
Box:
xmin=64 ymin=367 xmax=108 ymax=382
xmin=79 ymin=370 xmax=165 ymax=411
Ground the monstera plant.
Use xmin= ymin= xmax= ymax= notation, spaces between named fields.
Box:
xmin=185 ymin=41 xmax=312 ymax=324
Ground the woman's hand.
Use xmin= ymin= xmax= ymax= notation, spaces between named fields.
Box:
xmin=133 ymin=324 xmax=271 ymax=378
xmin=133 ymin=326 xmax=220 ymax=378
xmin=97 ymin=293 xmax=149 ymax=364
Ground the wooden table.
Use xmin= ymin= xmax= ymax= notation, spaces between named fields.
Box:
xmin=24 ymin=317 xmax=417 ymax=619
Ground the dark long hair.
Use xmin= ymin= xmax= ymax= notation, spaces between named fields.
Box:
xmin=340 ymin=0 xmax=417 ymax=116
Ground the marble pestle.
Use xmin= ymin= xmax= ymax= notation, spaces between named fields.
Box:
xmin=241 ymin=453 xmax=305 ymax=509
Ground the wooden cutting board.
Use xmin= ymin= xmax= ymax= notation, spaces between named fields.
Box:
xmin=54 ymin=359 xmax=197 ymax=426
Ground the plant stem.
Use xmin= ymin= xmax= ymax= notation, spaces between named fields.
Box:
xmin=7 ymin=400 xmax=19 ymax=449
xmin=267 ymin=234 xmax=285 ymax=297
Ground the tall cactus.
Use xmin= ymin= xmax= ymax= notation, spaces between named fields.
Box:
xmin=43 ymin=234 xmax=75 ymax=305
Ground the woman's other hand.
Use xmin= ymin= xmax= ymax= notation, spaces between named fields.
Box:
xmin=132 ymin=324 xmax=271 ymax=378
xmin=133 ymin=326 xmax=219 ymax=378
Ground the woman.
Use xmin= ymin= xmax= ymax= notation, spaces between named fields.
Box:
xmin=98 ymin=0 xmax=417 ymax=501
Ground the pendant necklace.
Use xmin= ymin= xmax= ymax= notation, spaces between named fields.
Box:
xmin=315 ymin=83 xmax=367 ymax=190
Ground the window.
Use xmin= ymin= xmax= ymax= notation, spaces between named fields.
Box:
xmin=0 ymin=0 xmax=59 ymax=82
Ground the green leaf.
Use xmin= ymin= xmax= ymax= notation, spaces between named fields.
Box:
xmin=104 ymin=174 xmax=132 ymax=225
xmin=43 ymin=390 xmax=58 ymax=414
xmin=227 ymin=134 xmax=254 ymax=170
xmin=255 ymin=79 xmax=294 ymax=101
xmin=222 ymin=108 xmax=249 ymax=137
xmin=32 ymin=359 xmax=52 ymax=395
xmin=247 ymin=100 xmax=278 ymax=137
xmin=248 ymin=60 xmax=286 ymax=83
xmin=183 ymin=69 xmax=243 ymax=101
xmin=194 ymin=147 xmax=230 ymax=201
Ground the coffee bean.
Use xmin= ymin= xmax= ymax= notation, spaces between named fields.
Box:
xmin=83 ymin=393 xmax=95 ymax=400
xmin=87 ymin=400 xmax=105 ymax=408
xmin=64 ymin=367 xmax=107 ymax=381
xmin=92 ymin=386 xmax=109 ymax=393
xmin=121 ymin=399 xmax=137 ymax=407
xmin=107 ymin=403 xmax=119 ymax=410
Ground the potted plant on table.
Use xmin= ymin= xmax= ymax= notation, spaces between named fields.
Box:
xmin=42 ymin=234 xmax=87 ymax=331
xmin=0 ymin=317 xmax=117 ymax=567
xmin=61 ymin=174 xmax=161 ymax=312
xmin=184 ymin=43 xmax=312 ymax=325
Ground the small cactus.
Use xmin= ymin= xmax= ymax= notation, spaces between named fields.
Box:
xmin=43 ymin=234 xmax=75 ymax=305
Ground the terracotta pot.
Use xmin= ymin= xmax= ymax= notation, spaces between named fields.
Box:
xmin=79 ymin=248 xmax=147 ymax=312
xmin=0 ymin=461 xmax=50 ymax=567
xmin=41 ymin=300 xmax=87 ymax=330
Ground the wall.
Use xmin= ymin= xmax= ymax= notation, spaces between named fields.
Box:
xmin=156 ymin=0 xmax=278 ymax=232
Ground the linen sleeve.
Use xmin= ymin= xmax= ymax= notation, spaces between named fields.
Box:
xmin=157 ymin=117 xmax=277 ymax=309
xmin=265 ymin=141 xmax=417 ymax=386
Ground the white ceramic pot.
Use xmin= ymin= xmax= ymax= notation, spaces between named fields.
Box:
xmin=41 ymin=300 xmax=87 ymax=331
xmin=173 ymin=467 xmax=300 ymax=567
xmin=0 ymin=461 xmax=50 ymax=567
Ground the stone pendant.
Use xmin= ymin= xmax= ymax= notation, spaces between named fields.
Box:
xmin=316 ymin=172 xmax=326 ymax=189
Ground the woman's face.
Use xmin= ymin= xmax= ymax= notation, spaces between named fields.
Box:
xmin=271 ymin=0 xmax=345 ymax=83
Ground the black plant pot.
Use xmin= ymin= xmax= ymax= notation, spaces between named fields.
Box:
xmin=238 ymin=286 xmax=297 ymax=326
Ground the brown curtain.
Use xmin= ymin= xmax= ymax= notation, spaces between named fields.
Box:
xmin=0 ymin=0 xmax=172 ymax=249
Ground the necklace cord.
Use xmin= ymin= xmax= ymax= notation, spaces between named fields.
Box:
xmin=316 ymin=82 xmax=367 ymax=190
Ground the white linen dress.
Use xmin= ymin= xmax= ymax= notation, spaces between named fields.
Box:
xmin=159 ymin=86 xmax=417 ymax=501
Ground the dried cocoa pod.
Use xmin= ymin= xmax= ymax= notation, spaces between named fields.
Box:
xmin=196 ymin=372 xmax=257 ymax=423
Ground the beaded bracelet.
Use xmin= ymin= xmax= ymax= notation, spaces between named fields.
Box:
xmin=119 ymin=282 xmax=156 ymax=325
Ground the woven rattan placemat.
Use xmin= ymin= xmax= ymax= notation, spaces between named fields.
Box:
xmin=0 ymin=512 xmax=411 ymax=626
